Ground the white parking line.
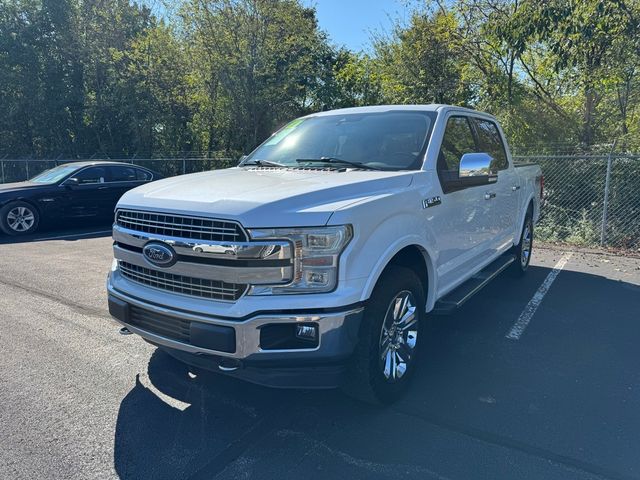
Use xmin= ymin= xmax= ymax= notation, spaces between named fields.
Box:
xmin=506 ymin=251 xmax=574 ymax=340
xmin=35 ymin=230 xmax=112 ymax=241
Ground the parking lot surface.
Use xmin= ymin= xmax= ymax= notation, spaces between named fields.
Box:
xmin=1 ymin=228 xmax=639 ymax=480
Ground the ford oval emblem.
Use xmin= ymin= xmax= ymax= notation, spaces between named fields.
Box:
xmin=142 ymin=242 xmax=177 ymax=268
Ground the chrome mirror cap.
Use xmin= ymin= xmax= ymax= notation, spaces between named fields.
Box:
xmin=459 ymin=152 xmax=494 ymax=178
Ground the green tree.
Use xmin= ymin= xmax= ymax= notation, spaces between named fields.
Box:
xmin=375 ymin=10 xmax=472 ymax=105
xmin=181 ymin=0 xmax=334 ymax=152
xmin=502 ymin=0 xmax=636 ymax=145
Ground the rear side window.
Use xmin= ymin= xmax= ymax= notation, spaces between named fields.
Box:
xmin=109 ymin=166 xmax=138 ymax=182
xmin=437 ymin=116 xmax=476 ymax=183
xmin=472 ymin=119 xmax=508 ymax=170
xmin=136 ymin=169 xmax=153 ymax=181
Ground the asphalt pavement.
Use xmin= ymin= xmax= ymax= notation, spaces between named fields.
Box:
xmin=1 ymin=227 xmax=639 ymax=480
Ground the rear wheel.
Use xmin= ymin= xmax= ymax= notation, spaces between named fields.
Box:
xmin=343 ymin=265 xmax=425 ymax=404
xmin=511 ymin=210 xmax=533 ymax=275
xmin=0 ymin=201 xmax=40 ymax=236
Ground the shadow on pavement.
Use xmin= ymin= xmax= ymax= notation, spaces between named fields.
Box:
xmin=0 ymin=218 xmax=112 ymax=244
xmin=113 ymin=348 xmax=346 ymax=480
xmin=113 ymin=266 xmax=640 ymax=480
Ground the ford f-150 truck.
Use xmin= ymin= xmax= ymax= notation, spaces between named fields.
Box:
xmin=107 ymin=105 xmax=543 ymax=403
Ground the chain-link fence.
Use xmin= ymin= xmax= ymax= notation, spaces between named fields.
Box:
xmin=2 ymin=151 xmax=639 ymax=251
xmin=0 ymin=153 xmax=239 ymax=184
xmin=514 ymin=153 xmax=640 ymax=251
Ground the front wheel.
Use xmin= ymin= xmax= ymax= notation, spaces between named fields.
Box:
xmin=344 ymin=265 xmax=425 ymax=404
xmin=0 ymin=201 xmax=40 ymax=236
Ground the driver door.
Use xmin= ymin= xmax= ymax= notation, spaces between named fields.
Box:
xmin=429 ymin=115 xmax=496 ymax=295
xmin=62 ymin=166 xmax=113 ymax=218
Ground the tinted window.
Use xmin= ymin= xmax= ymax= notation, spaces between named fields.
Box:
xmin=136 ymin=169 xmax=152 ymax=181
xmin=75 ymin=167 xmax=106 ymax=184
xmin=437 ymin=116 xmax=476 ymax=183
xmin=109 ymin=166 xmax=138 ymax=182
xmin=473 ymin=119 xmax=508 ymax=170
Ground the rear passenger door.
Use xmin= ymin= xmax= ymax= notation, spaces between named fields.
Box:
xmin=431 ymin=115 xmax=495 ymax=293
xmin=471 ymin=118 xmax=519 ymax=251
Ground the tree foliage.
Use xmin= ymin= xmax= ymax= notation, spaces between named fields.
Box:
xmin=0 ymin=0 xmax=639 ymax=158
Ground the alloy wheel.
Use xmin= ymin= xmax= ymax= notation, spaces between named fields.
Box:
xmin=7 ymin=206 xmax=35 ymax=232
xmin=378 ymin=290 xmax=418 ymax=382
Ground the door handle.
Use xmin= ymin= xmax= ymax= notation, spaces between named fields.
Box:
xmin=484 ymin=192 xmax=496 ymax=200
xmin=512 ymin=185 xmax=521 ymax=191
xmin=98 ymin=186 xmax=108 ymax=190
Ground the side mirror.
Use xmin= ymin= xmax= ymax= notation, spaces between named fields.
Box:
xmin=63 ymin=177 xmax=80 ymax=188
xmin=458 ymin=153 xmax=497 ymax=185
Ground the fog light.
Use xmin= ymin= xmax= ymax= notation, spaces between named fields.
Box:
xmin=295 ymin=324 xmax=318 ymax=342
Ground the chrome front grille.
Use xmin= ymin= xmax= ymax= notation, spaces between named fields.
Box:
xmin=116 ymin=210 xmax=247 ymax=242
xmin=119 ymin=262 xmax=247 ymax=301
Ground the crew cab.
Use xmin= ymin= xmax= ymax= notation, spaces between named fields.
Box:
xmin=107 ymin=105 xmax=542 ymax=403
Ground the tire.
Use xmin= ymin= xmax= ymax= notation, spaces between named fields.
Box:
xmin=511 ymin=209 xmax=533 ymax=276
xmin=0 ymin=201 xmax=40 ymax=236
xmin=343 ymin=265 xmax=426 ymax=405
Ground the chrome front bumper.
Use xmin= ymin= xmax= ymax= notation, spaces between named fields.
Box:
xmin=107 ymin=275 xmax=364 ymax=362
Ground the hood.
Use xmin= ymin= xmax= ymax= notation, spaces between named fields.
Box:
xmin=0 ymin=181 xmax=40 ymax=194
xmin=117 ymin=167 xmax=414 ymax=227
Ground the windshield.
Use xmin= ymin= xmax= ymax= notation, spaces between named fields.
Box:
xmin=30 ymin=165 xmax=80 ymax=184
xmin=244 ymin=111 xmax=436 ymax=171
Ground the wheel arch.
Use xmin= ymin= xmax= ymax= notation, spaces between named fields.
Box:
xmin=1 ymin=197 xmax=41 ymax=213
xmin=361 ymin=240 xmax=436 ymax=312
xmin=515 ymin=195 xmax=535 ymax=246
xmin=0 ymin=198 xmax=41 ymax=234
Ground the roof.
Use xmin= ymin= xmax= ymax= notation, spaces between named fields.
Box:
xmin=308 ymin=104 xmax=495 ymax=119
xmin=57 ymin=160 xmax=139 ymax=168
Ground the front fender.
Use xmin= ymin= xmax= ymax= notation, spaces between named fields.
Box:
xmin=335 ymin=204 xmax=439 ymax=311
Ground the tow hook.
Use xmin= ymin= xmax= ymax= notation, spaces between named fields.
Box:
xmin=119 ymin=327 xmax=133 ymax=335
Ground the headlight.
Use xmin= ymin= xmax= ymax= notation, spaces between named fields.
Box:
xmin=248 ymin=225 xmax=352 ymax=295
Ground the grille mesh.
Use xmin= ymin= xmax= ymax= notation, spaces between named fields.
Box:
xmin=129 ymin=306 xmax=191 ymax=342
xmin=119 ymin=262 xmax=247 ymax=301
xmin=116 ymin=209 xmax=246 ymax=242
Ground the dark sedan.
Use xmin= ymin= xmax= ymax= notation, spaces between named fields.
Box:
xmin=0 ymin=161 xmax=161 ymax=236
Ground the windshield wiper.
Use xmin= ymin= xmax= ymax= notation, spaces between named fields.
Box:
xmin=243 ymin=159 xmax=287 ymax=168
xmin=295 ymin=157 xmax=381 ymax=170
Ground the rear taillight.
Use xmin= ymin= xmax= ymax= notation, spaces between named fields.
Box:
xmin=539 ymin=175 xmax=544 ymax=200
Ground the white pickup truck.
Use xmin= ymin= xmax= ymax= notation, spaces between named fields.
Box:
xmin=107 ymin=105 xmax=542 ymax=403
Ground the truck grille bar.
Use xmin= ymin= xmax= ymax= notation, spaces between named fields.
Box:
xmin=119 ymin=262 xmax=247 ymax=301
xmin=116 ymin=209 xmax=247 ymax=242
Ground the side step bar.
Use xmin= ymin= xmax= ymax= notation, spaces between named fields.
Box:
xmin=432 ymin=254 xmax=516 ymax=315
